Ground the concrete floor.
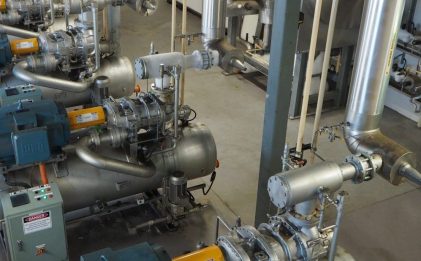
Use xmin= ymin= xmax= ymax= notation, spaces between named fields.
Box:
xmin=70 ymin=3 xmax=421 ymax=260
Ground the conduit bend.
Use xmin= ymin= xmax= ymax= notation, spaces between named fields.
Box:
xmin=13 ymin=61 xmax=92 ymax=93
xmin=344 ymin=0 xmax=421 ymax=185
xmin=74 ymin=134 xmax=156 ymax=178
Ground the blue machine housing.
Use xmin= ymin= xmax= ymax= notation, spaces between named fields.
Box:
xmin=0 ymin=33 xmax=12 ymax=68
xmin=0 ymin=100 xmax=70 ymax=168
xmin=80 ymin=243 xmax=171 ymax=261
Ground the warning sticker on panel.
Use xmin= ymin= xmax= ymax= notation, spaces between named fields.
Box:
xmin=22 ymin=211 xmax=52 ymax=235
xmin=76 ymin=112 xmax=98 ymax=123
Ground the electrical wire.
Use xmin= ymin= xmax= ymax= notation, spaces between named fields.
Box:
xmin=187 ymin=108 xmax=197 ymax=122
xmin=202 ymin=171 xmax=216 ymax=195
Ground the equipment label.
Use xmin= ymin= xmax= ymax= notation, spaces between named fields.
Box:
xmin=76 ymin=112 xmax=98 ymax=123
xmin=22 ymin=211 xmax=52 ymax=235
xmin=17 ymin=41 xmax=34 ymax=49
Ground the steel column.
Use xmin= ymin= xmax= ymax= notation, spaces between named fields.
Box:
xmin=254 ymin=0 xmax=300 ymax=226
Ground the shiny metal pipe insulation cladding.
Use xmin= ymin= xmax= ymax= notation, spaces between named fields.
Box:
xmin=7 ymin=56 xmax=134 ymax=107
xmin=6 ymin=123 xmax=217 ymax=215
xmin=202 ymin=0 xmax=227 ymax=47
xmin=267 ymin=162 xmax=357 ymax=209
xmin=343 ymin=0 xmax=418 ymax=184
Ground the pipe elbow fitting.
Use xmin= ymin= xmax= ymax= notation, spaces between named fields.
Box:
xmin=344 ymin=128 xmax=415 ymax=185
xmin=74 ymin=135 xmax=156 ymax=178
xmin=13 ymin=60 xmax=93 ymax=93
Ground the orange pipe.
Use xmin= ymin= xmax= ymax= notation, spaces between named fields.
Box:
xmin=38 ymin=163 xmax=49 ymax=185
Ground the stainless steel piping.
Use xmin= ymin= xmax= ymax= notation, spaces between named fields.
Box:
xmin=258 ymin=0 xmax=273 ymax=25
xmin=13 ymin=61 xmax=92 ymax=93
xmin=74 ymin=134 xmax=156 ymax=178
xmin=226 ymin=1 xmax=260 ymax=17
xmin=92 ymin=2 xmax=101 ymax=72
xmin=173 ymin=66 xmax=181 ymax=139
xmin=344 ymin=0 xmax=421 ymax=185
xmin=106 ymin=6 xmax=121 ymax=55
xmin=43 ymin=0 xmax=55 ymax=28
xmin=0 ymin=24 xmax=40 ymax=38
xmin=202 ymin=0 xmax=227 ymax=47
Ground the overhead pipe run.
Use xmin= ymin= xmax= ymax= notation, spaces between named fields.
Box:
xmin=344 ymin=0 xmax=421 ymax=185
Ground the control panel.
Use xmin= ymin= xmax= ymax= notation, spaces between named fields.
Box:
xmin=0 ymin=84 xmax=42 ymax=106
xmin=0 ymin=183 xmax=68 ymax=261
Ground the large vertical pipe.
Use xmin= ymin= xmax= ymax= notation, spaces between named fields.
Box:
xmin=92 ymin=2 xmax=101 ymax=72
xmin=344 ymin=0 xmax=421 ymax=185
xmin=311 ymin=0 xmax=340 ymax=153
xmin=346 ymin=0 xmax=405 ymax=134
xmin=259 ymin=0 xmax=274 ymax=50
xmin=107 ymin=6 xmax=121 ymax=55
xmin=171 ymin=0 xmax=176 ymax=52
xmin=180 ymin=0 xmax=187 ymax=105
xmin=202 ymin=0 xmax=227 ymax=47
xmin=295 ymin=0 xmax=323 ymax=155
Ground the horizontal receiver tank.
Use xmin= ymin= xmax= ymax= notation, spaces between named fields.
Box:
xmin=1 ymin=56 xmax=134 ymax=107
xmin=4 ymin=123 xmax=217 ymax=214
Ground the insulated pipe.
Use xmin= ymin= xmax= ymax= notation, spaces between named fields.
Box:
xmin=311 ymin=0 xmax=340 ymax=153
xmin=295 ymin=0 xmax=323 ymax=155
xmin=171 ymin=0 xmax=176 ymax=52
xmin=13 ymin=61 xmax=92 ymax=92
xmin=344 ymin=0 xmax=420 ymax=185
xmin=74 ymin=135 xmax=156 ymax=178
xmin=258 ymin=0 xmax=273 ymax=24
xmin=134 ymin=50 xmax=219 ymax=80
xmin=106 ymin=6 xmax=121 ymax=55
xmin=0 ymin=24 xmax=40 ymax=38
xmin=180 ymin=0 xmax=187 ymax=105
xmin=226 ymin=1 xmax=260 ymax=17
xmin=202 ymin=0 xmax=227 ymax=47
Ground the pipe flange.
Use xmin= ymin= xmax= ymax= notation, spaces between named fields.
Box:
xmin=267 ymin=174 xmax=290 ymax=209
xmin=344 ymin=154 xmax=381 ymax=183
xmin=88 ymin=130 xmax=101 ymax=146
xmin=237 ymin=225 xmax=285 ymax=261
xmin=201 ymin=50 xmax=211 ymax=70
xmin=258 ymin=223 xmax=292 ymax=261
xmin=217 ymin=235 xmax=249 ymax=260
xmin=134 ymin=57 xmax=148 ymax=80
xmin=345 ymin=154 xmax=367 ymax=183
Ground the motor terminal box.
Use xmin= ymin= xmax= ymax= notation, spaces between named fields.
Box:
xmin=0 ymin=85 xmax=42 ymax=106
xmin=0 ymin=183 xmax=68 ymax=261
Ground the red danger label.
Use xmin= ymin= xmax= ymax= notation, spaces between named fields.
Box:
xmin=22 ymin=211 xmax=52 ymax=234
xmin=23 ymin=212 xmax=50 ymax=223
